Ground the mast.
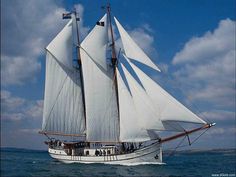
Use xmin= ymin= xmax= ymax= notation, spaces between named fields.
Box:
xmin=107 ymin=4 xmax=120 ymax=141
xmin=73 ymin=9 xmax=87 ymax=129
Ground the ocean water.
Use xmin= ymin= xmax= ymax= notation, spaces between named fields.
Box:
xmin=1 ymin=148 xmax=235 ymax=177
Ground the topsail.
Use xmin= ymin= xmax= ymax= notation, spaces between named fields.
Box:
xmin=114 ymin=17 xmax=161 ymax=72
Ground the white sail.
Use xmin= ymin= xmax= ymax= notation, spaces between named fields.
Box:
xmin=117 ymin=66 xmax=152 ymax=142
xmin=114 ymin=17 xmax=160 ymax=72
xmin=80 ymin=14 xmax=119 ymax=142
xmin=47 ymin=20 xmax=73 ymax=69
xmin=125 ymin=56 xmax=206 ymax=125
xmin=118 ymin=63 xmax=165 ymax=142
xmin=42 ymin=20 xmax=85 ymax=135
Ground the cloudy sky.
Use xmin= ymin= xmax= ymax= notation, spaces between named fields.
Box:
xmin=1 ymin=0 xmax=235 ymax=150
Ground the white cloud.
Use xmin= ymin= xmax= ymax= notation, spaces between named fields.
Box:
xmin=25 ymin=100 xmax=43 ymax=119
xmin=1 ymin=90 xmax=43 ymax=121
xmin=1 ymin=55 xmax=41 ymax=85
xmin=129 ymin=27 xmax=157 ymax=58
xmin=1 ymin=113 xmax=25 ymax=121
xmin=172 ymin=19 xmax=236 ymax=110
xmin=1 ymin=1 xmax=66 ymax=57
xmin=1 ymin=89 xmax=44 ymax=149
xmin=172 ymin=18 xmax=235 ymax=64
xmin=1 ymin=1 xmax=88 ymax=86
xmin=206 ymin=127 xmax=236 ymax=136
xmin=74 ymin=4 xmax=90 ymax=39
xmin=199 ymin=110 xmax=235 ymax=121
xmin=1 ymin=90 xmax=25 ymax=112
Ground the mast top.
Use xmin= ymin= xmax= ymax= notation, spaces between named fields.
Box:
xmin=106 ymin=3 xmax=117 ymax=66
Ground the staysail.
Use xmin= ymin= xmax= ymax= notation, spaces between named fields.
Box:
xmin=117 ymin=63 xmax=164 ymax=142
xmin=117 ymin=56 xmax=206 ymax=141
xmin=114 ymin=14 xmax=206 ymax=141
xmin=42 ymin=19 xmax=85 ymax=135
xmin=124 ymin=55 xmax=206 ymax=125
xmin=80 ymin=14 xmax=119 ymax=142
xmin=114 ymin=17 xmax=160 ymax=72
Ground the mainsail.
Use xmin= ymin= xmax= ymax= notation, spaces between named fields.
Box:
xmin=42 ymin=19 xmax=85 ymax=135
xmin=80 ymin=14 xmax=119 ymax=142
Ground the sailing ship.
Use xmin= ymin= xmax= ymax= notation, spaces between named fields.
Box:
xmin=39 ymin=5 xmax=215 ymax=165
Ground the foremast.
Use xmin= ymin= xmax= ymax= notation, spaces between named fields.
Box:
xmin=72 ymin=10 xmax=87 ymax=130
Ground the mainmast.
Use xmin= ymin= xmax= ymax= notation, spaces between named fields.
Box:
xmin=106 ymin=4 xmax=120 ymax=140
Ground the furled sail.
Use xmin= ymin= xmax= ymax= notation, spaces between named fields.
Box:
xmin=42 ymin=20 xmax=85 ymax=135
xmin=80 ymin=14 xmax=119 ymax=142
xmin=114 ymin=17 xmax=160 ymax=72
xmin=118 ymin=62 xmax=166 ymax=142
xmin=124 ymin=55 xmax=206 ymax=125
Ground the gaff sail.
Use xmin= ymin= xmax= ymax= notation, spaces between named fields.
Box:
xmin=80 ymin=14 xmax=119 ymax=142
xmin=42 ymin=19 xmax=85 ymax=135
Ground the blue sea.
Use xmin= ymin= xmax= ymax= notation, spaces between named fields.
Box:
xmin=1 ymin=148 xmax=235 ymax=177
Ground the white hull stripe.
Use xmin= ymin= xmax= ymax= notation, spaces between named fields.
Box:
xmin=50 ymin=148 xmax=159 ymax=162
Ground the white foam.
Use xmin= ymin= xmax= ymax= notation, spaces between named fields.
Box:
xmin=108 ymin=162 xmax=166 ymax=166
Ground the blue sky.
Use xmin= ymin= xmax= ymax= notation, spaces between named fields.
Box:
xmin=1 ymin=0 xmax=235 ymax=150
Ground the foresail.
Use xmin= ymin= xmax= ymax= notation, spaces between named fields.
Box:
xmin=118 ymin=63 xmax=165 ymax=142
xmin=125 ymin=56 xmax=206 ymax=125
xmin=80 ymin=14 xmax=119 ymax=142
xmin=42 ymin=52 xmax=85 ymax=135
xmin=114 ymin=17 xmax=160 ymax=72
xmin=42 ymin=20 xmax=85 ymax=135
xmin=117 ymin=66 xmax=152 ymax=142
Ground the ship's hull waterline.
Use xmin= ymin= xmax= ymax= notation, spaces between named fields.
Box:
xmin=48 ymin=141 xmax=163 ymax=165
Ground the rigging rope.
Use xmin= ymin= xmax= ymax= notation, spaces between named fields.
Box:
xmin=164 ymin=127 xmax=210 ymax=159
xmin=165 ymin=135 xmax=187 ymax=160
xmin=188 ymin=126 xmax=210 ymax=145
